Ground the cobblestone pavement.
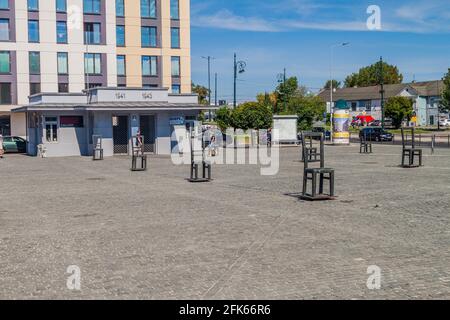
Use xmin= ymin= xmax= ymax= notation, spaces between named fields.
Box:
xmin=0 ymin=144 xmax=449 ymax=299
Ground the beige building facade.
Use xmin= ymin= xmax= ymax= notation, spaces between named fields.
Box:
xmin=0 ymin=0 xmax=191 ymax=136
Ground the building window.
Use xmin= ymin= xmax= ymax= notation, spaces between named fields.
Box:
xmin=45 ymin=117 xmax=58 ymax=142
xmin=84 ymin=53 xmax=102 ymax=75
xmin=171 ymin=84 xmax=180 ymax=94
xmin=56 ymin=0 xmax=67 ymax=12
xmin=83 ymin=0 xmax=101 ymax=14
xmin=117 ymin=55 xmax=126 ymax=76
xmin=359 ymin=100 xmax=371 ymax=111
xmin=171 ymin=56 xmax=180 ymax=77
xmin=141 ymin=0 xmax=156 ymax=18
xmin=0 ymin=83 xmax=11 ymax=104
xmin=57 ymin=52 xmax=68 ymax=74
xmin=116 ymin=0 xmax=124 ymax=17
xmin=351 ymin=102 xmax=357 ymax=111
xmin=141 ymin=56 xmax=157 ymax=76
xmin=0 ymin=19 xmax=10 ymax=41
xmin=61 ymin=116 xmax=84 ymax=128
xmin=28 ymin=20 xmax=40 ymax=42
xmin=29 ymin=52 xmax=40 ymax=74
xmin=0 ymin=0 xmax=8 ymax=10
xmin=84 ymin=22 xmax=101 ymax=44
xmin=28 ymin=0 xmax=39 ymax=11
xmin=56 ymin=21 xmax=68 ymax=43
xmin=171 ymin=27 xmax=180 ymax=48
xmin=116 ymin=25 xmax=125 ymax=46
xmin=141 ymin=26 xmax=157 ymax=47
xmin=170 ymin=0 xmax=179 ymax=19
xmin=58 ymin=83 xmax=69 ymax=93
xmin=30 ymin=82 xmax=41 ymax=95
xmin=0 ymin=51 xmax=10 ymax=73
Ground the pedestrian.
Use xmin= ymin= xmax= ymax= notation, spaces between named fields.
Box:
xmin=0 ymin=134 xmax=4 ymax=159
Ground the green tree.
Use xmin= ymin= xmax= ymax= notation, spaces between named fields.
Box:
xmin=215 ymin=106 xmax=232 ymax=132
xmin=286 ymin=96 xmax=326 ymax=131
xmin=323 ymin=80 xmax=341 ymax=90
xmin=275 ymin=77 xmax=299 ymax=114
xmin=385 ymin=96 xmax=413 ymax=129
xmin=440 ymin=69 xmax=450 ymax=113
xmin=344 ymin=61 xmax=403 ymax=88
xmin=230 ymin=102 xmax=273 ymax=130
xmin=191 ymin=83 xmax=209 ymax=105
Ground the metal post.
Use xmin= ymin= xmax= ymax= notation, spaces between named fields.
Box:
xmin=215 ymin=73 xmax=218 ymax=107
xmin=380 ymin=57 xmax=385 ymax=130
xmin=207 ymin=56 xmax=211 ymax=121
xmin=233 ymin=53 xmax=237 ymax=108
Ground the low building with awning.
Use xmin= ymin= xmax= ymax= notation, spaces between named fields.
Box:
xmin=11 ymin=87 xmax=211 ymax=157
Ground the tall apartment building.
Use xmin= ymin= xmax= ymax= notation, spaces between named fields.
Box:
xmin=0 ymin=0 xmax=191 ymax=136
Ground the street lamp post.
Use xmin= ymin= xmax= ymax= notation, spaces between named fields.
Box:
xmin=201 ymin=56 xmax=215 ymax=121
xmin=233 ymin=53 xmax=246 ymax=108
xmin=277 ymin=68 xmax=287 ymax=113
xmin=329 ymin=42 xmax=350 ymax=143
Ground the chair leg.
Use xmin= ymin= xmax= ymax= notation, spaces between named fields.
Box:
xmin=302 ymin=173 xmax=307 ymax=196
xmin=319 ymin=173 xmax=324 ymax=194
xmin=311 ymin=173 xmax=317 ymax=198
xmin=329 ymin=172 xmax=335 ymax=197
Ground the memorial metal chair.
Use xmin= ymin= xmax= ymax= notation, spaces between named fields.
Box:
xmin=188 ymin=128 xmax=211 ymax=183
xmin=401 ymin=127 xmax=422 ymax=168
xmin=92 ymin=135 xmax=104 ymax=161
xmin=301 ymin=133 xmax=320 ymax=162
xmin=131 ymin=135 xmax=147 ymax=171
xmin=359 ymin=132 xmax=373 ymax=154
xmin=300 ymin=132 xmax=335 ymax=201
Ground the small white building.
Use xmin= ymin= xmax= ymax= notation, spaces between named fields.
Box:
xmin=11 ymin=87 xmax=210 ymax=157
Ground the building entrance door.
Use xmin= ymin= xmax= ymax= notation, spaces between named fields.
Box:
xmin=140 ymin=115 xmax=156 ymax=153
xmin=113 ymin=115 xmax=129 ymax=154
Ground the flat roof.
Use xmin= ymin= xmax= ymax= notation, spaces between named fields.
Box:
xmin=12 ymin=102 xmax=218 ymax=113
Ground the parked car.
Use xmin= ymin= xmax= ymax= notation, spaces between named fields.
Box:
xmin=359 ymin=128 xmax=393 ymax=142
xmin=2 ymin=136 xmax=27 ymax=153
xmin=312 ymin=127 xmax=331 ymax=140
xmin=439 ymin=119 xmax=450 ymax=127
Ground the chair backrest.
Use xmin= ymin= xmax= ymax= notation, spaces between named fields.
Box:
xmin=132 ymin=135 xmax=145 ymax=155
xmin=401 ymin=127 xmax=415 ymax=149
xmin=92 ymin=135 xmax=102 ymax=149
xmin=301 ymin=132 xmax=324 ymax=169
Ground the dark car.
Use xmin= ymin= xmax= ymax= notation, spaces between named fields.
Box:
xmin=359 ymin=128 xmax=393 ymax=142
xmin=2 ymin=136 xmax=27 ymax=153
xmin=312 ymin=127 xmax=331 ymax=140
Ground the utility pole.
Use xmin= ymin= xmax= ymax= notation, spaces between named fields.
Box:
xmin=201 ymin=56 xmax=214 ymax=121
xmin=283 ymin=68 xmax=286 ymax=112
xmin=379 ymin=56 xmax=385 ymax=129
xmin=437 ymin=80 xmax=441 ymax=130
xmin=329 ymin=42 xmax=350 ymax=143
xmin=214 ymin=73 xmax=218 ymax=107
xmin=233 ymin=53 xmax=237 ymax=108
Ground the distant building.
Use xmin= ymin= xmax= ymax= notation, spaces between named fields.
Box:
xmin=318 ymin=81 xmax=445 ymax=126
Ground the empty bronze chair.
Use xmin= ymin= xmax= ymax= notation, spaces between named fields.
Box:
xmin=92 ymin=135 xmax=104 ymax=161
xmin=301 ymin=132 xmax=335 ymax=201
xmin=188 ymin=129 xmax=212 ymax=182
xmin=360 ymin=132 xmax=373 ymax=154
xmin=131 ymin=135 xmax=147 ymax=171
xmin=401 ymin=128 xmax=422 ymax=168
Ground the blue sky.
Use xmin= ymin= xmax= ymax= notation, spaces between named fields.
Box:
xmin=190 ymin=0 xmax=450 ymax=103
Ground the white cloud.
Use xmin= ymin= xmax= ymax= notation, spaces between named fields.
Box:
xmin=192 ymin=10 xmax=281 ymax=32
xmin=191 ymin=1 xmax=450 ymax=34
